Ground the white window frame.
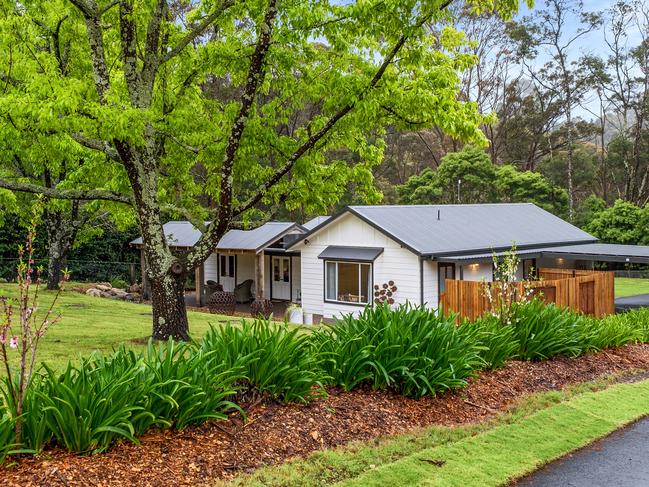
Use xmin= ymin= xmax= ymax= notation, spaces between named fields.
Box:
xmin=324 ymin=260 xmax=372 ymax=306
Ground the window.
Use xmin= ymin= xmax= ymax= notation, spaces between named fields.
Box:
xmin=282 ymin=258 xmax=290 ymax=282
xmin=272 ymin=257 xmax=291 ymax=283
xmin=228 ymin=256 xmax=235 ymax=277
xmin=438 ymin=263 xmax=455 ymax=294
xmin=220 ymin=255 xmax=226 ymax=277
xmin=324 ymin=261 xmax=371 ymax=304
xmin=220 ymin=255 xmax=235 ymax=278
xmin=523 ymin=259 xmax=537 ymax=280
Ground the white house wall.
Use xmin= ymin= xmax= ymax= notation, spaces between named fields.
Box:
xmin=292 ymin=255 xmax=301 ymax=302
xmin=296 ymin=212 xmax=423 ymax=320
xmin=423 ymin=260 xmax=438 ymax=308
xmin=204 ymin=253 xmax=219 ymax=284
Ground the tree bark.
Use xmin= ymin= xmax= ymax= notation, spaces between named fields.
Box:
xmin=150 ymin=270 xmax=189 ymax=341
xmin=44 ymin=208 xmax=77 ymax=290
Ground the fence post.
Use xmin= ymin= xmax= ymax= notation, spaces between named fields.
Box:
xmin=129 ymin=263 xmax=136 ymax=285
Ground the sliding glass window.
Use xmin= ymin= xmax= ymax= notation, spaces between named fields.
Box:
xmin=324 ymin=261 xmax=372 ymax=305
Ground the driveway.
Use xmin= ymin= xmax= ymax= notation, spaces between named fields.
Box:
xmin=615 ymin=293 xmax=649 ymax=313
xmin=516 ymin=417 xmax=649 ymax=486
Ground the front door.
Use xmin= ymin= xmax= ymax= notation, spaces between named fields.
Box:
xmin=271 ymin=256 xmax=291 ymax=300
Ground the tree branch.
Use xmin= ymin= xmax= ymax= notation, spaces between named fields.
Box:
xmin=160 ymin=0 xmax=235 ymax=64
xmin=68 ymin=0 xmax=111 ymax=100
xmin=233 ymin=32 xmax=410 ymax=217
xmin=142 ymin=0 xmax=168 ymax=96
xmin=70 ymin=133 xmax=121 ymax=161
xmin=184 ymin=0 xmax=278 ymax=270
xmin=119 ymin=0 xmax=142 ymax=106
xmin=0 ymin=179 xmax=133 ymax=204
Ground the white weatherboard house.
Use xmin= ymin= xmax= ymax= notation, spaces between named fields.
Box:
xmin=133 ymin=204 xmax=649 ymax=320
xmin=287 ymin=204 xmax=649 ymax=321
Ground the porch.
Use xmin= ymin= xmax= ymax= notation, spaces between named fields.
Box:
xmin=184 ymin=291 xmax=290 ymax=319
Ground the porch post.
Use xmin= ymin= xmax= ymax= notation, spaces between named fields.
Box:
xmin=255 ymin=251 xmax=265 ymax=300
xmin=194 ymin=263 xmax=204 ymax=306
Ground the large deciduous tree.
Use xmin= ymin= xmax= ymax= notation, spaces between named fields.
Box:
xmin=0 ymin=0 xmax=529 ymax=340
xmin=508 ymin=0 xmax=601 ymax=220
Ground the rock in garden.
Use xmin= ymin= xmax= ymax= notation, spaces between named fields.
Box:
xmin=96 ymin=284 xmax=112 ymax=292
xmin=85 ymin=288 xmax=102 ymax=297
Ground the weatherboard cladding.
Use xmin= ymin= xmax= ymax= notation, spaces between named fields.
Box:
xmin=300 ymin=204 xmax=596 ymax=256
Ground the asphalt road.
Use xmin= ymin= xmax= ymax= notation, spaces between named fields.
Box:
xmin=615 ymin=293 xmax=649 ymax=313
xmin=516 ymin=417 xmax=649 ymax=487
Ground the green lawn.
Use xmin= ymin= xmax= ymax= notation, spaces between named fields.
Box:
xmin=615 ymin=277 xmax=649 ymax=298
xmin=0 ymin=283 xmax=236 ymax=370
xmin=225 ymin=378 xmax=649 ymax=487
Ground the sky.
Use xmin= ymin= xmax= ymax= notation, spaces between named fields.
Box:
xmin=515 ymin=0 xmax=646 ymax=119
xmin=518 ymin=0 xmax=645 ymax=57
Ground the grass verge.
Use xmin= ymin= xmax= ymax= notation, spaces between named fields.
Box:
xmin=224 ymin=376 xmax=649 ymax=487
xmin=615 ymin=277 xmax=649 ymax=298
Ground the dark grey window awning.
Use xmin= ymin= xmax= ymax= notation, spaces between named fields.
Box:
xmin=318 ymin=246 xmax=384 ymax=262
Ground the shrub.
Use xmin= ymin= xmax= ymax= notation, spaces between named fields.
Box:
xmin=200 ymin=320 xmax=326 ymax=403
xmin=110 ymin=278 xmax=129 ymax=290
xmin=459 ymin=316 xmax=519 ymax=369
xmin=615 ymin=308 xmax=649 ymax=344
xmin=580 ymin=311 xmax=646 ymax=352
xmin=0 ymin=413 xmax=19 ymax=464
xmin=510 ymin=300 xmax=584 ymax=360
xmin=3 ymin=341 xmax=242 ymax=455
xmin=141 ymin=339 xmax=241 ymax=429
xmin=313 ymin=304 xmax=481 ymax=397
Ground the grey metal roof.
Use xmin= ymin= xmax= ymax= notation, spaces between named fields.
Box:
xmin=217 ymin=222 xmax=300 ymax=252
xmin=541 ymin=243 xmax=649 ymax=264
xmin=303 ymin=216 xmax=330 ymax=230
xmin=130 ymin=221 xmax=205 ymax=248
xmin=131 ymin=221 xmax=302 ymax=252
xmin=290 ymin=204 xmax=597 ymax=256
xmin=318 ymin=246 xmax=384 ymax=262
xmin=437 ymin=243 xmax=649 ymax=264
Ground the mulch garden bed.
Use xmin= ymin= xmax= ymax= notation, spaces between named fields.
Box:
xmin=4 ymin=344 xmax=649 ymax=487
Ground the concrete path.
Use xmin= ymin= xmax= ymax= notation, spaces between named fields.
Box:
xmin=516 ymin=417 xmax=649 ymax=487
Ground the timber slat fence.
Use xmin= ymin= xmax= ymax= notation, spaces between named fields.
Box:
xmin=440 ymin=268 xmax=615 ymax=321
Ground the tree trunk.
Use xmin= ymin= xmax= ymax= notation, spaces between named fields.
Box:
xmin=150 ymin=271 xmax=190 ymax=341
xmin=43 ymin=208 xmax=76 ymax=290
xmin=46 ymin=244 xmax=69 ymax=290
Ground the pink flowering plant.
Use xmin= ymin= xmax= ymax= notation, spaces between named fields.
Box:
xmin=0 ymin=208 xmax=69 ymax=445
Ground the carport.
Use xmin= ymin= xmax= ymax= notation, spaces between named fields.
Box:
xmin=526 ymin=243 xmax=649 ymax=313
